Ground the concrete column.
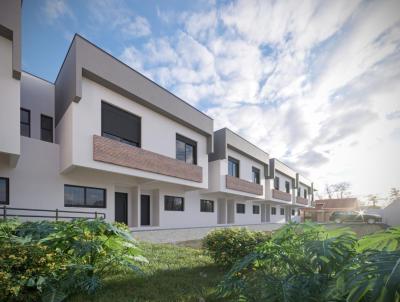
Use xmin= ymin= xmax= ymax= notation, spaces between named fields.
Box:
xmin=217 ymin=198 xmax=227 ymax=224
xmin=131 ymin=186 xmax=140 ymax=227
xmin=261 ymin=203 xmax=266 ymax=223
xmin=227 ymin=200 xmax=235 ymax=224
xmin=152 ymin=189 xmax=160 ymax=227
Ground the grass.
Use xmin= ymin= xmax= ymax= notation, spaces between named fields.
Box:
xmin=69 ymin=242 xmax=229 ymax=302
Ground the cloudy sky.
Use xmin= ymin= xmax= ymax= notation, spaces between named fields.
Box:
xmin=22 ymin=0 xmax=400 ymax=201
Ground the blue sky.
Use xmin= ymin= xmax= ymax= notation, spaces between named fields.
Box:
xmin=22 ymin=0 xmax=400 ymax=202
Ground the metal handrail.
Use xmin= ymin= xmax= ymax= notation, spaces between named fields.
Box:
xmin=1 ymin=205 xmax=106 ymax=221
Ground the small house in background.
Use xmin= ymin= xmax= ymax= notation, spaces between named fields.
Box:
xmin=302 ymin=198 xmax=359 ymax=222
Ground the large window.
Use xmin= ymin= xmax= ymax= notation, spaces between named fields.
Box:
xmin=176 ymin=134 xmax=197 ymax=165
xmin=228 ymin=157 xmax=239 ymax=178
xmin=20 ymin=108 xmax=30 ymax=137
xmin=200 ymin=199 xmax=214 ymax=212
xmin=64 ymin=185 xmax=106 ymax=208
xmin=236 ymin=203 xmax=245 ymax=214
xmin=274 ymin=176 xmax=280 ymax=190
xmin=271 ymin=207 xmax=276 ymax=215
xmin=280 ymin=207 xmax=285 ymax=215
xmin=102 ymin=102 xmax=141 ymax=147
xmin=252 ymin=167 xmax=260 ymax=184
xmin=0 ymin=177 xmax=9 ymax=205
xmin=164 ymin=196 xmax=184 ymax=211
xmin=41 ymin=114 xmax=53 ymax=143
xmin=253 ymin=205 xmax=260 ymax=214
xmin=285 ymin=181 xmax=290 ymax=193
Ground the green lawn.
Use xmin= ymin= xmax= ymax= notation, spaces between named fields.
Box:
xmin=69 ymin=242 xmax=229 ymax=302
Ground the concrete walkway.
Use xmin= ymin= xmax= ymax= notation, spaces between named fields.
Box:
xmin=131 ymin=223 xmax=283 ymax=243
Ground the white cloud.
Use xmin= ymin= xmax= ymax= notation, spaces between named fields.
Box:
xmin=117 ymin=0 xmax=400 ymax=198
xmin=122 ymin=16 xmax=151 ymax=38
xmin=43 ymin=0 xmax=73 ymax=22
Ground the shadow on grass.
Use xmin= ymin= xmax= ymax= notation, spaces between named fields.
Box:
xmin=69 ymin=264 xmax=230 ymax=302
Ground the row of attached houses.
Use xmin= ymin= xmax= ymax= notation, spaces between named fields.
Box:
xmin=0 ymin=1 xmax=315 ymax=230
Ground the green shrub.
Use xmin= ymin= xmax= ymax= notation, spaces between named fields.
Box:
xmin=0 ymin=219 xmax=146 ymax=302
xmin=219 ymin=223 xmax=400 ymax=302
xmin=202 ymin=227 xmax=270 ymax=266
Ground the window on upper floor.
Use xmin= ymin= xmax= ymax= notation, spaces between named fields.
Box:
xmin=271 ymin=207 xmax=276 ymax=215
xmin=252 ymin=167 xmax=260 ymax=184
xmin=253 ymin=205 xmax=260 ymax=214
xmin=236 ymin=203 xmax=245 ymax=214
xmin=176 ymin=134 xmax=197 ymax=165
xmin=297 ymin=188 xmax=301 ymax=197
xmin=20 ymin=108 xmax=30 ymax=137
xmin=101 ymin=102 xmax=141 ymax=147
xmin=41 ymin=114 xmax=53 ymax=143
xmin=280 ymin=207 xmax=285 ymax=215
xmin=200 ymin=199 xmax=214 ymax=212
xmin=228 ymin=157 xmax=239 ymax=178
xmin=64 ymin=185 xmax=106 ymax=208
xmin=304 ymin=189 xmax=307 ymax=199
xmin=165 ymin=196 xmax=184 ymax=211
xmin=0 ymin=177 xmax=9 ymax=205
xmin=274 ymin=176 xmax=280 ymax=190
xmin=285 ymin=181 xmax=290 ymax=193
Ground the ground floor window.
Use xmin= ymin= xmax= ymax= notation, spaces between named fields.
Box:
xmin=165 ymin=196 xmax=184 ymax=211
xmin=64 ymin=185 xmax=106 ymax=208
xmin=292 ymin=209 xmax=295 ymax=216
xmin=236 ymin=203 xmax=245 ymax=214
xmin=200 ymin=199 xmax=214 ymax=212
xmin=271 ymin=207 xmax=276 ymax=215
xmin=0 ymin=177 xmax=9 ymax=205
xmin=280 ymin=207 xmax=285 ymax=215
xmin=298 ymin=209 xmax=301 ymax=216
xmin=253 ymin=205 xmax=260 ymax=214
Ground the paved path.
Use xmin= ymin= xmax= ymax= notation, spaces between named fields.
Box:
xmin=131 ymin=223 xmax=283 ymax=243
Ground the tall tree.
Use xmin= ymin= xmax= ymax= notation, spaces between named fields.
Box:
xmin=389 ymin=188 xmax=400 ymax=202
xmin=332 ymin=182 xmax=351 ymax=198
xmin=367 ymin=194 xmax=380 ymax=208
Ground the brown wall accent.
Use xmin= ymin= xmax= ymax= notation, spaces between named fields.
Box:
xmin=93 ymin=135 xmax=202 ymax=183
xmin=225 ymin=175 xmax=263 ymax=196
xmin=296 ymin=196 xmax=309 ymax=205
xmin=272 ymin=189 xmax=292 ymax=202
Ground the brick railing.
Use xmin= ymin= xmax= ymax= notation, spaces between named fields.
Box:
xmin=272 ymin=189 xmax=292 ymax=202
xmin=296 ymin=196 xmax=309 ymax=205
xmin=225 ymin=175 xmax=263 ymax=195
xmin=93 ymin=135 xmax=202 ymax=182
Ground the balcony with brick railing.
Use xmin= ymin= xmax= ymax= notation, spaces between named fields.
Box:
xmin=93 ymin=135 xmax=202 ymax=182
xmin=296 ymin=196 xmax=309 ymax=205
xmin=225 ymin=175 xmax=263 ymax=196
xmin=272 ymin=189 xmax=292 ymax=202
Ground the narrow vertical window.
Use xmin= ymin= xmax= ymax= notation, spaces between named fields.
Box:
xmin=271 ymin=207 xmax=276 ymax=215
xmin=285 ymin=181 xmax=290 ymax=193
xmin=252 ymin=167 xmax=260 ymax=184
xmin=228 ymin=157 xmax=239 ymax=178
xmin=274 ymin=176 xmax=280 ymax=190
xmin=253 ymin=205 xmax=260 ymax=214
xmin=176 ymin=134 xmax=197 ymax=165
xmin=303 ymin=189 xmax=307 ymax=199
xmin=41 ymin=114 xmax=53 ymax=143
xmin=20 ymin=108 xmax=30 ymax=137
xmin=280 ymin=207 xmax=285 ymax=215
xmin=0 ymin=177 xmax=9 ymax=205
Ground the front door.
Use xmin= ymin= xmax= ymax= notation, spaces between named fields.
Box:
xmin=140 ymin=195 xmax=150 ymax=226
xmin=115 ymin=192 xmax=128 ymax=225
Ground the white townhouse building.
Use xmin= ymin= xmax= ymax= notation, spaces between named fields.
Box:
xmin=0 ymin=0 xmax=314 ymax=230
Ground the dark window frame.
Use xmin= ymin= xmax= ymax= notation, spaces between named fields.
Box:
xmin=164 ymin=195 xmax=184 ymax=211
xmin=285 ymin=181 xmax=290 ymax=193
xmin=0 ymin=177 xmax=10 ymax=205
xmin=20 ymin=108 xmax=31 ymax=137
xmin=176 ymin=134 xmax=197 ymax=165
xmin=253 ymin=205 xmax=260 ymax=214
xmin=236 ymin=203 xmax=245 ymax=214
xmin=280 ymin=207 xmax=285 ymax=215
xmin=200 ymin=199 xmax=214 ymax=212
xmin=292 ymin=209 xmax=295 ymax=216
xmin=64 ymin=184 xmax=106 ymax=208
xmin=40 ymin=114 xmax=53 ymax=143
xmin=297 ymin=188 xmax=301 ymax=197
xmin=101 ymin=101 xmax=141 ymax=147
xmin=304 ymin=189 xmax=307 ymax=199
xmin=274 ymin=176 xmax=280 ymax=190
xmin=252 ymin=167 xmax=260 ymax=184
xmin=228 ymin=156 xmax=240 ymax=178
xmin=271 ymin=207 xmax=276 ymax=215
